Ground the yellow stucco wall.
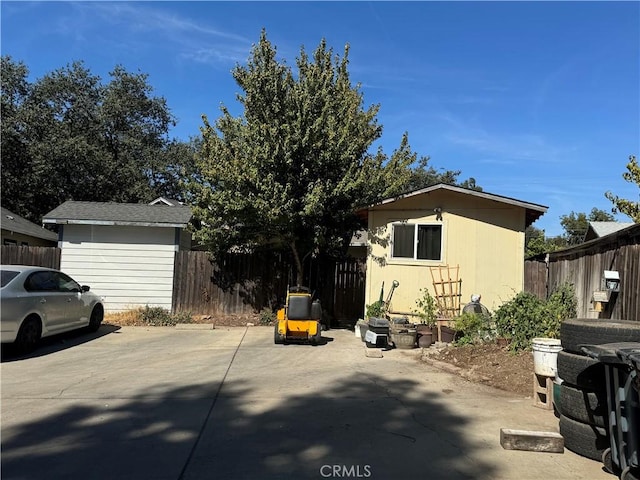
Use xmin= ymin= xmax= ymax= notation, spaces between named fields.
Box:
xmin=365 ymin=189 xmax=526 ymax=319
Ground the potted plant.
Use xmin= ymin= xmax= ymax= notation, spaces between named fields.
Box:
xmin=413 ymin=288 xmax=438 ymax=347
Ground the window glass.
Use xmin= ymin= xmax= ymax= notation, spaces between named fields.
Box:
xmin=1 ymin=270 xmax=20 ymax=288
xmin=57 ymin=273 xmax=80 ymax=292
xmin=25 ymin=271 xmax=57 ymax=292
xmin=392 ymin=224 xmax=415 ymax=258
xmin=417 ymin=225 xmax=442 ymax=260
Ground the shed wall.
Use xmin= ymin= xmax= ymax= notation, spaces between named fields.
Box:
xmin=59 ymin=225 xmax=177 ymax=312
xmin=366 ymin=190 xmax=526 ymax=317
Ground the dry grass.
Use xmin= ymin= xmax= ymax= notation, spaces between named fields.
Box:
xmin=104 ymin=307 xmax=262 ymax=327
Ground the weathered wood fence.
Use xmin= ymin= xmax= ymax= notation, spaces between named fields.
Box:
xmin=172 ymin=250 xmax=366 ymax=324
xmin=1 ymin=245 xmax=61 ymax=269
xmin=524 ymin=224 xmax=640 ymax=321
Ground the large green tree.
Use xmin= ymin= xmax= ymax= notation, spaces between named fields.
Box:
xmin=1 ymin=56 xmax=192 ymax=222
xmin=524 ymin=225 xmax=566 ymax=257
xmin=605 ymin=155 xmax=640 ymax=222
xmin=188 ymin=32 xmax=420 ymax=284
xmin=560 ymin=207 xmax=615 ymax=245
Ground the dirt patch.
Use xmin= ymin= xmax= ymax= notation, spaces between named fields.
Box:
xmin=422 ymin=343 xmax=534 ymax=397
xmin=104 ymin=312 xmax=262 ymax=327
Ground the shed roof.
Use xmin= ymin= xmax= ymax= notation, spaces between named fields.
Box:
xmin=365 ymin=183 xmax=548 ymax=227
xmin=586 ymin=221 xmax=636 ymax=238
xmin=1 ymin=207 xmax=58 ymax=241
xmin=42 ymin=201 xmax=192 ymax=228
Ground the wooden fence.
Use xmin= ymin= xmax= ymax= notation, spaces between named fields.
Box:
xmin=524 ymin=259 xmax=548 ymax=299
xmin=1 ymin=245 xmax=61 ymax=269
xmin=172 ymin=250 xmax=366 ymax=324
xmin=524 ymin=224 xmax=640 ymax=321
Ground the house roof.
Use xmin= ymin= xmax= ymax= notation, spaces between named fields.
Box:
xmin=42 ymin=200 xmax=192 ymax=228
xmin=365 ymin=183 xmax=548 ymax=227
xmin=586 ymin=221 xmax=636 ymax=238
xmin=1 ymin=207 xmax=58 ymax=241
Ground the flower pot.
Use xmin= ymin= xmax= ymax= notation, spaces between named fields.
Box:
xmin=418 ymin=332 xmax=433 ymax=348
xmin=439 ymin=326 xmax=456 ymax=343
xmin=390 ymin=329 xmax=417 ymax=349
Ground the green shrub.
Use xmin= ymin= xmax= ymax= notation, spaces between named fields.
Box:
xmin=139 ymin=306 xmax=193 ymax=326
xmin=494 ymin=292 xmax=546 ymax=351
xmin=366 ymin=300 xmax=385 ymax=318
xmin=413 ymin=288 xmax=438 ymax=326
xmin=545 ymin=283 xmax=577 ymax=338
xmin=494 ymin=283 xmax=577 ymax=351
xmin=454 ymin=312 xmax=495 ymax=345
xmin=259 ymin=307 xmax=277 ymax=325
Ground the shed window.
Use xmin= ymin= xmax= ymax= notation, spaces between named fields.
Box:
xmin=392 ymin=223 xmax=442 ymax=261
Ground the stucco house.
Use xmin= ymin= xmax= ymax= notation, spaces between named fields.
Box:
xmin=42 ymin=198 xmax=192 ymax=312
xmin=362 ymin=184 xmax=547 ymax=318
xmin=1 ymin=207 xmax=58 ymax=247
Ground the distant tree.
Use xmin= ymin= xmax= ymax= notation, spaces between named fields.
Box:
xmin=392 ymin=151 xmax=482 ymax=195
xmin=524 ymin=225 xmax=566 ymax=257
xmin=605 ymin=155 xmax=640 ymax=223
xmin=0 ymin=56 xmax=191 ymax=222
xmin=559 ymin=208 xmax=615 ymax=245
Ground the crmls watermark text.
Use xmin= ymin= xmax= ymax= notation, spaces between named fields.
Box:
xmin=320 ymin=465 xmax=372 ymax=478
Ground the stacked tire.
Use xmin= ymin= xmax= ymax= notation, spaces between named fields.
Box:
xmin=557 ymin=319 xmax=640 ymax=464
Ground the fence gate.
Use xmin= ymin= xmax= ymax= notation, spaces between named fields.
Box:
xmin=332 ymin=257 xmax=366 ymax=325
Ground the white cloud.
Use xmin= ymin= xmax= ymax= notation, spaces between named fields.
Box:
xmin=63 ymin=3 xmax=252 ymax=66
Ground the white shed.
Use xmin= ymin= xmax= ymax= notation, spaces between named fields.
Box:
xmin=42 ymin=198 xmax=192 ymax=312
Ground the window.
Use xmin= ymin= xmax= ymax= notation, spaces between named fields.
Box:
xmin=57 ymin=272 xmax=80 ymax=292
xmin=24 ymin=271 xmax=57 ymax=292
xmin=1 ymin=270 xmax=19 ymax=288
xmin=392 ymin=223 xmax=442 ymax=261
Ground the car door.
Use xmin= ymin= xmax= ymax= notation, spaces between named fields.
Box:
xmin=23 ymin=271 xmax=69 ymax=332
xmin=55 ymin=272 xmax=90 ymax=328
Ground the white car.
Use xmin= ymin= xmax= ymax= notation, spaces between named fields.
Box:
xmin=1 ymin=265 xmax=104 ymax=352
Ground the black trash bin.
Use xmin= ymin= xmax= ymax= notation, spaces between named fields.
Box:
xmin=581 ymin=342 xmax=640 ymax=480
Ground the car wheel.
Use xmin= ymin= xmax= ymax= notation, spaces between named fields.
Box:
xmin=15 ymin=316 xmax=42 ymax=354
xmin=560 ymin=319 xmax=640 ymax=354
xmin=559 ymin=414 xmax=609 ymax=461
xmin=87 ymin=305 xmax=104 ymax=332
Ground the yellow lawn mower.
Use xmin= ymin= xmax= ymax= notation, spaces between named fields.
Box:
xmin=274 ymin=286 xmax=323 ymax=345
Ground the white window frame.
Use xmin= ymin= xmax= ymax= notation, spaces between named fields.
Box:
xmin=391 ymin=222 xmax=443 ymax=261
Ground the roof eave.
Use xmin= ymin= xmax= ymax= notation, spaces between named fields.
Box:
xmin=371 ymin=183 xmax=548 ymax=213
xmin=42 ymin=219 xmax=188 ymax=228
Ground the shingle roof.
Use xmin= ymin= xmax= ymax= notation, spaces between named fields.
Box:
xmin=365 ymin=183 xmax=548 ymax=228
xmin=1 ymin=207 xmax=58 ymax=241
xmin=42 ymin=201 xmax=192 ymax=227
xmin=587 ymin=221 xmax=636 ymax=238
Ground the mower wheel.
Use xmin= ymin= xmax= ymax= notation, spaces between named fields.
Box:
xmin=274 ymin=324 xmax=285 ymax=344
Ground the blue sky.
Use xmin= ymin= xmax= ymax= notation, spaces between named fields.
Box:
xmin=2 ymin=1 xmax=639 ymax=236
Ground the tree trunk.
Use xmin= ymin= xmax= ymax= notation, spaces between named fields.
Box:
xmin=290 ymin=241 xmax=304 ymax=286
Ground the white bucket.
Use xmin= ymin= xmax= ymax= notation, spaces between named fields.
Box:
xmin=532 ymin=337 xmax=563 ymax=377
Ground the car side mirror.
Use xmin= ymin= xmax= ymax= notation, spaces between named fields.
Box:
xmin=81 ymin=285 xmax=90 ymax=292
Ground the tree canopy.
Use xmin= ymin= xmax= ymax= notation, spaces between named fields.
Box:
xmin=1 ymin=56 xmax=195 ymax=223
xmin=186 ymin=31 xmax=476 ymax=284
xmin=605 ymin=155 xmax=640 ymax=223
xmin=559 ymin=207 xmax=614 ymax=246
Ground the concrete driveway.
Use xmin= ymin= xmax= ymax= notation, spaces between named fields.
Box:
xmin=1 ymin=326 xmax=611 ymax=480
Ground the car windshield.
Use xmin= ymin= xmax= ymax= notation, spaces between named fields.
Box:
xmin=1 ymin=270 xmax=20 ymax=288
